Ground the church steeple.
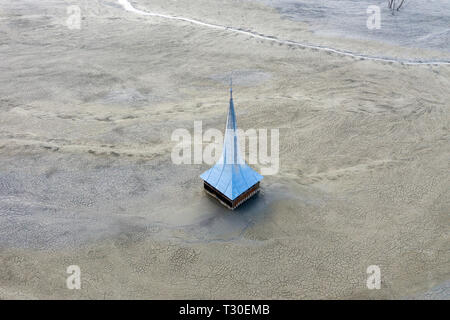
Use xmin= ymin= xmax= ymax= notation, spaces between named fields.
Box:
xmin=200 ymin=82 xmax=263 ymax=210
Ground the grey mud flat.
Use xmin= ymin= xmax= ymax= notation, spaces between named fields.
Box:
xmin=0 ymin=0 xmax=448 ymax=299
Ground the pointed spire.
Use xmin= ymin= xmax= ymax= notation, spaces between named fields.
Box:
xmin=230 ymin=75 xmax=233 ymax=100
xmin=224 ymin=79 xmax=239 ymax=165
xmin=199 ymin=83 xmax=263 ymax=202
xmin=226 ymin=79 xmax=237 ymax=131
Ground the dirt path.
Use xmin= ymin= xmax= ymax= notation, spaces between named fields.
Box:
xmin=117 ymin=0 xmax=450 ymax=66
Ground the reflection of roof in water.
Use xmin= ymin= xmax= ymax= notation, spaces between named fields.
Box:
xmin=200 ymin=84 xmax=263 ymax=200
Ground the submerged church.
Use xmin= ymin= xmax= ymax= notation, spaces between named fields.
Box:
xmin=200 ymin=82 xmax=263 ymax=210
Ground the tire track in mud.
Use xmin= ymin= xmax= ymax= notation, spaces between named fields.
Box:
xmin=117 ymin=0 xmax=450 ymax=66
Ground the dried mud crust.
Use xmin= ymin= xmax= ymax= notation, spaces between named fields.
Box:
xmin=0 ymin=0 xmax=448 ymax=299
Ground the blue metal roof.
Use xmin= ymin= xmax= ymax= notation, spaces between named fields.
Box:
xmin=200 ymin=85 xmax=263 ymax=200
